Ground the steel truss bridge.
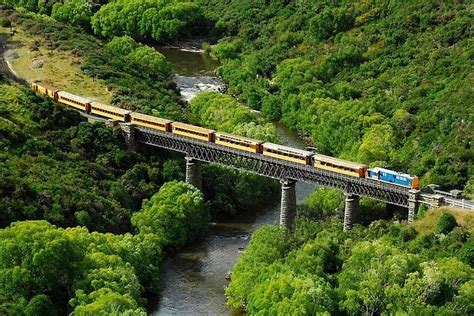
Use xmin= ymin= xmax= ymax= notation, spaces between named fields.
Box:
xmin=132 ymin=125 xmax=410 ymax=207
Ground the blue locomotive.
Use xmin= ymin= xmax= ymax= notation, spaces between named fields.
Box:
xmin=367 ymin=167 xmax=420 ymax=189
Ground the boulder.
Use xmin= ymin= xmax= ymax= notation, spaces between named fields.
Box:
xmin=31 ymin=59 xmax=44 ymax=69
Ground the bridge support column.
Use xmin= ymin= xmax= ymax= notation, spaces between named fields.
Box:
xmin=106 ymin=119 xmax=122 ymax=136
xmin=428 ymin=194 xmax=444 ymax=209
xmin=280 ymin=179 xmax=296 ymax=229
xmin=185 ymin=157 xmax=202 ymax=190
xmin=344 ymin=194 xmax=359 ymax=231
xmin=120 ymin=123 xmax=136 ymax=151
xmin=408 ymin=189 xmax=420 ymax=223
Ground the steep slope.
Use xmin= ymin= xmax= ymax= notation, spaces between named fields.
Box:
xmin=199 ymin=1 xmax=473 ymax=192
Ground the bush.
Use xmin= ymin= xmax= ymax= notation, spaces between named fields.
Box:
xmin=459 ymin=241 xmax=474 ymax=267
xmin=436 ymin=212 xmax=458 ymax=235
xmin=25 ymin=295 xmax=54 ymax=316
xmin=1 ymin=18 xmax=11 ymax=27
xmin=131 ymin=181 xmax=210 ymax=248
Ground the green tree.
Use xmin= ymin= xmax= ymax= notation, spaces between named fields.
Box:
xmin=338 ymin=240 xmax=418 ymax=315
xmin=436 ymin=212 xmax=458 ymax=235
xmin=51 ymin=0 xmax=92 ymax=28
xmin=131 ymin=181 xmax=210 ymax=247
xmin=247 ymin=273 xmax=335 ymax=315
xmin=225 ymin=225 xmax=288 ymax=308
xmin=357 ymin=124 xmax=395 ymax=165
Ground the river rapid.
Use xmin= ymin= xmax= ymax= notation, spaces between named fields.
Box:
xmin=151 ymin=46 xmax=315 ymax=315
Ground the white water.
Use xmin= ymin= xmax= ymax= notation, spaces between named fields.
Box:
xmin=173 ymin=74 xmax=225 ymax=102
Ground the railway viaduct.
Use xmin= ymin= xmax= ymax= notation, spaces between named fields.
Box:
xmin=113 ymin=121 xmax=472 ymax=230
xmin=1 ymin=36 xmax=471 ymax=230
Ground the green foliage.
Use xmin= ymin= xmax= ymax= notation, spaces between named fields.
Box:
xmin=0 ymin=180 xmax=212 ymax=314
xmin=459 ymin=241 xmax=474 ymax=267
xmin=0 ymin=221 xmax=151 ymax=314
xmin=162 ymin=160 xmax=185 ymax=182
xmin=225 ymin=225 xmax=289 ymax=308
xmin=298 ymin=188 xmax=344 ymax=219
xmin=247 ymin=273 xmax=335 ymax=315
xmin=101 ymin=35 xmax=172 ymax=82
xmin=436 ymin=212 xmax=458 ymax=235
xmin=199 ymin=0 xmax=473 ymax=190
xmin=338 ymin=240 xmax=418 ymax=315
xmin=25 ymin=294 xmax=54 ymax=316
xmin=131 ymin=181 xmax=210 ymax=247
xmin=202 ymin=164 xmax=278 ymax=216
xmin=227 ymin=217 xmax=474 ymax=315
xmin=51 ymin=0 xmax=92 ymax=29
xmin=70 ymin=288 xmax=145 ymax=316
xmin=189 ymin=92 xmax=278 ymax=142
xmin=91 ymin=0 xmax=204 ymax=42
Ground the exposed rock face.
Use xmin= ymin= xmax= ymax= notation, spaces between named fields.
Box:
xmin=4 ymin=50 xmax=18 ymax=61
xmin=31 ymin=58 xmax=43 ymax=69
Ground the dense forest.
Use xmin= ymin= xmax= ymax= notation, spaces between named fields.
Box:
xmin=224 ymin=187 xmax=474 ymax=314
xmin=2 ymin=0 xmax=472 ymax=193
xmin=0 ymin=0 xmax=473 ymax=315
xmin=0 ymin=8 xmax=277 ymax=313
xmin=199 ymin=0 xmax=473 ymax=193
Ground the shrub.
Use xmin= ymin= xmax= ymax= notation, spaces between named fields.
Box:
xmin=459 ymin=241 xmax=474 ymax=267
xmin=436 ymin=212 xmax=458 ymax=235
xmin=1 ymin=18 xmax=11 ymax=27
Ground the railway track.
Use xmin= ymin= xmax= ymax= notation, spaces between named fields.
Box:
xmin=1 ymin=33 xmax=472 ymax=210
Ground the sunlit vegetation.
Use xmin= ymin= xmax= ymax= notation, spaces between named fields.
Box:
xmin=92 ymin=0 xmax=205 ymax=42
xmin=1 ymin=0 xmax=207 ymax=42
xmin=0 ymin=182 xmax=207 ymax=314
xmin=0 ymin=12 xmax=112 ymax=102
xmin=190 ymin=92 xmax=278 ymax=142
xmin=198 ymin=0 xmax=473 ymax=193
xmin=226 ymin=195 xmax=474 ymax=315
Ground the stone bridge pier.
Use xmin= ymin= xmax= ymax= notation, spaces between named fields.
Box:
xmin=344 ymin=193 xmax=360 ymax=231
xmin=280 ymin=179 xmax=297 ymax=229
xmin=185 ymin=157 xmax=202 ymax=190
xmin=120 ymin=122 xmax=137 ymax=151
xmin=407 ymin=189 xmax=420 ymax=223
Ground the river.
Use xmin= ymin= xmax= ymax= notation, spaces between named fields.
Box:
xmin=151 ymin=46 xmax=315 ymax=315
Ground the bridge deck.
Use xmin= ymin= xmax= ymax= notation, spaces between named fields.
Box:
xmin=133 ymin=125 xmax=410 ymax=207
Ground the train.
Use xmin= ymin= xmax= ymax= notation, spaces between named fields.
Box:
xmin=30 ymin=80 xmax=420 ymax=189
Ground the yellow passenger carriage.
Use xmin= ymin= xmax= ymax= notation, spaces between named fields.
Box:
xmin=57 ymin=91 xmax=91 ymax=112
xmin=130 ymin=112 xmax=172 ymax=132
xmin=31 ymin=80 xmax=59 ymax=101
xmin=215 ymin=132 xmax=263 ymax=153
xmin=313 ymin=154 xmax=367 ymax=177
xmin=90 ymin=101 xmax=131 ymax=122
xmin=262 ymin=143 xmax=314 ymax=165
xmin=171 ymin=122 xmax=215 ymax=142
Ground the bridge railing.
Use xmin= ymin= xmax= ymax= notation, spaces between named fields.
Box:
xmin=444 ymin=197 xmax=474 ymax=210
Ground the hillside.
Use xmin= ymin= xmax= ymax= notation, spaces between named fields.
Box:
xmin=198 ymin=1 xmax=473 ymax=193
xmin=226 ymin=189 xmax=474 ymax=315
xmin=2 ymin=1 xmax=471 ymax=193
xmin=0 ymin=1 xmax=473 ymax=315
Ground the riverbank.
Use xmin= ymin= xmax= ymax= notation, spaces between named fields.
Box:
xmin=2 ymin=11 xmax=315 ymax=314
xmin=152 ymin=121 xmax=315 ymax=315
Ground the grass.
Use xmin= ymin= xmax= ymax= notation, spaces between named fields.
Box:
xmin=1 ymin=26 xmax=112 ymax=103
xmin=412 ymin=207 xmax=474 ymax=235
